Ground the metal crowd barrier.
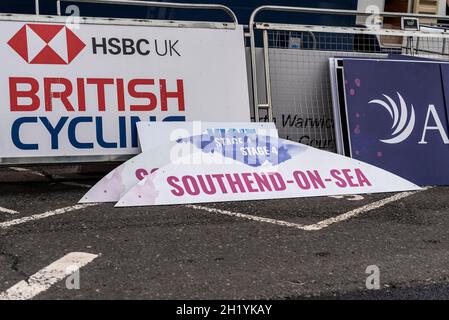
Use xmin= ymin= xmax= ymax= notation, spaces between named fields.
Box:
xmin=249 ymin=5 xmax=449 ymax=152
xmin=5 ymin=2 xmax=449 ymax=163
xmin=34 ymin=0 xmax=238 ymax=28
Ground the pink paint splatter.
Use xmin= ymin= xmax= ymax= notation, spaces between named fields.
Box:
xmin=103 ymin=165 xmax=126 ymax=197
xmin=354 ymin=125 xmax=361 ymax=135
xmin=350 ymin=89 xmax=355 ymax=96
xmin=356 ymin=113 xmax=360 ymax=118
xmin=355 ymin=78 xmax=361 ymax=87
xmin=120 ymin=173 xmax=160 ymax=206
xmin=355 ymin=151 xmax=360 ymax=155
xmin=82 ymin=164 xmax=126 ymax=202
xmin=377 ymin=151 xmax=383 ymax=158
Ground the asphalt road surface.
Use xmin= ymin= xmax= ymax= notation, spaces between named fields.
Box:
xmin=1 ymin=165 xmax=449 ymax=300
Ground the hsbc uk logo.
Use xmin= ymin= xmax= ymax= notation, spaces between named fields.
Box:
xmin=369 ymin=92 xmax=449 ymax=145
xmin=8 ymin=24 xmax=86 ymax=65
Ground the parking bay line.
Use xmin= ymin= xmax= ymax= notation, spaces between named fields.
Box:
xmin=8 ymin=168 xmax=94 ymax=188
xmin=0 ymin=186 xmax=426 ymax=230
xmin=60 ymin=182 xmax=93 ymax=188
xmin=0 ymin=252 xmax=98 ymax=300
xmin=0 ymin=207 xmax=18 ymax=215
xmin=187 ymin=190 xmax=425 ymax=231
xmin=186 ymin=204 xmax=307 ymax=229
xmin=302 ymin=191 xmax=421 ymax=231
xmin=0 ymin=204 xmax=99 ymax=229
xmin=8 ymin=167 xmax=46 ymax=177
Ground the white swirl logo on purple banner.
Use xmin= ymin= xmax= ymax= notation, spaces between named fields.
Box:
xmin=369 ymin=92 xmax=416 ymax=144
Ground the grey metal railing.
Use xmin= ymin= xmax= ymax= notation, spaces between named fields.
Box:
xmin=34 ymin=0 xmax=238 ymax=26
xmin=249 ymin=5 xmax=449 ymax=123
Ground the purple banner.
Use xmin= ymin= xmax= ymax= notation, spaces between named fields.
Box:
xmin=343 ymin=59 xmax=449 ymax=185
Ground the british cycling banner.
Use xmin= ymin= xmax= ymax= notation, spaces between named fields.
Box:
xmin=0 ymin=18 xmax=249 ymax=162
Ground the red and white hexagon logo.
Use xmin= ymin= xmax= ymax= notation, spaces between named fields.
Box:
xmin=8 ymin=24 xmax=86 ymax=65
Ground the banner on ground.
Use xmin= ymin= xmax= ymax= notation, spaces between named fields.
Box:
xmin=137 ymin=121 xmax=278 ymax=152
xmin=104 ymin=132 xmax=420 ymax=207
xmin=81 ymin=122 xmax=278 ymax=203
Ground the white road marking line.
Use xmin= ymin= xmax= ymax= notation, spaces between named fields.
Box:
xmin=329 ymin=195 xmax=365 ymax=201
xmin=60 ymin=182 xmax=93 ymax=188
xmin=0 ymin=252 xmax=98 ymax=300
xmin=188 ymin=188 xmax=429 ymax=231
xmin=9 ymin=167 xmax=92 ymax=188
xmin=303 ymin=191 xmax=422 ymax=231
xmin=8 ymin=167 xmax=30 ymax=172
xmin=9 ymin=167 xmax=45 ymax=177
xmin=186 ymin=204 xmax=306 ymax=229
xmin=0 ymin=207 xmax=18 ymax=215
xmin=0 ymin=204 xmax=98 ymax=229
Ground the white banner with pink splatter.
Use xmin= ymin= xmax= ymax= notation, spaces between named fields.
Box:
xmin=109 ymin=133 xmax=420 ymax=207
xmin=80 ymin=122 xmax=278 ymax=203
